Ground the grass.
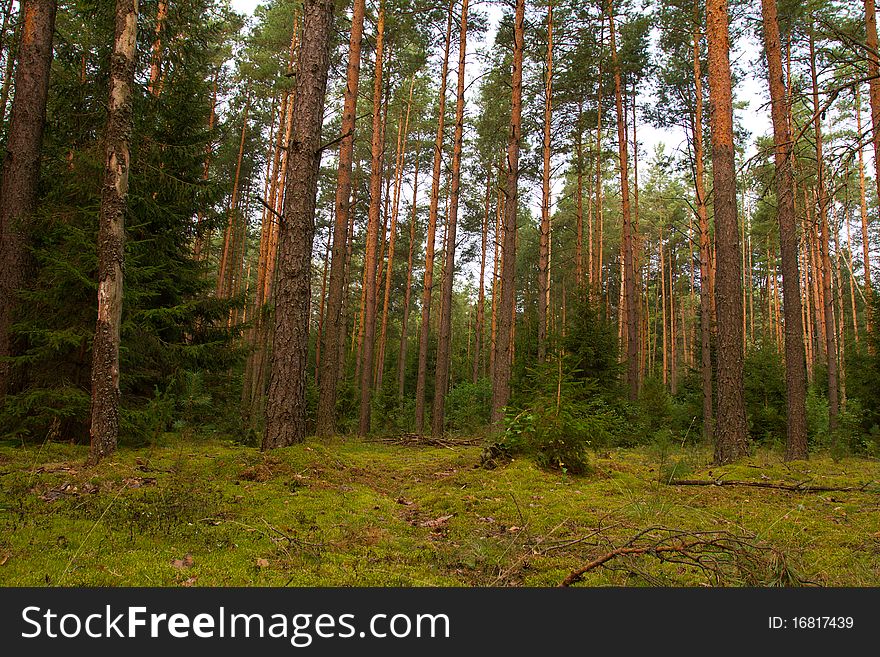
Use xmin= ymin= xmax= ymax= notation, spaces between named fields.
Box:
xmin=0 ymin=434 xmax=878 ymax=587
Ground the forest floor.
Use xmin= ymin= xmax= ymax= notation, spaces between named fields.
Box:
xmin=1 ymin=434 xmax=878 ymax=587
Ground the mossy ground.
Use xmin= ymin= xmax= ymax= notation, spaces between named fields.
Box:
xmin=1 ymin=434 xmax=878 ymax=586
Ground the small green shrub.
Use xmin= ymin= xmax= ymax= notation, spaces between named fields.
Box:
xmin=445 ymin=379 xmax=492 ymax=434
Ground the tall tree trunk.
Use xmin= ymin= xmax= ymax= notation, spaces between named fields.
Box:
xmin=866 ymin=0 xmax=880 ymax=310
xmin=431 ymin=0 xmax=468 ymax=437
xmin=356 ymin=1 xmax=385 ymax=436
xmin=0 ymin=0 xmax=56 ymax=399
xmin=217 ymin=97 xmax=249 ymax=298
xmin=0 ymin=12 xmax=19 ymax=126
xmin=414 ymin=2 xmax=453 ymax=432
xmin=537 ymin=1 xmax=553 ymax=363
xmin=594 ymin=21 xmax=604 ymax=298
xmin=759 ymin=0 xmax=808 ymax=459
xmin=575 ymin=101 xmax=585 ymax=289
xmin=491 ymin=0 xmax=524 ymax=426
xmin=706 ymin=0 xmax=748 ymax=463
xmin=489 ymin=179 xmax=502 ymax=381
xmin=809 ymin=30 xmax=839 ymax=434
xmin=844 ymin=205 xmax=860 ymax=344
xmin=88 ymin=0 xmax=137 ymax=464
xmin=315 ymin=0 xmax=365 ymax=435
xmin=855 ymin=85 xmax=873 ymax=337
xmin=474 ymin=171 xmax=490 ymax=383
xmin=608 ymin=0 xmax=638 ymax=400
xmin=194 ymin=73 xmax=219 ymax=261
xmin=692 ymin=1 xmax=714 ymax=442
xmin=147 ymin=0 xmax=166 ymax=96
xmin=0 ymin=0 xmax=16 ymax=86
xmin=378 ymin=75 xmax=415 ymax=392
xmin=315 ymin=230 xmax=332 ymax=383
xmin=397 ymin=152 xmax=420 ymax=399
xmin=262 ymin=0 xmax=335 ymax=449
xmin=660 ymin=230 xmax=668 ymax=387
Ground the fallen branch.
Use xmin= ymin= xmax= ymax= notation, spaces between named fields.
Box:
xmin=366 ymin=433 xmax=481 ymax=448
xmin=560 ymin=541 xmax=702 ymax=586
xmin=669 ymin=479 xmax=877 ymax=493
xmin=559 ymin=527 xmax=813 ymax=588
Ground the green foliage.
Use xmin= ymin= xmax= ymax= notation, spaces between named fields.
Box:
xmin=560 ymin=293 xmax=622 ymax=393
xmin=498 ymin=361 xmax=623 ymax=475
xmin=0 ymin=0 xmax=245 ymax=444
xmin=743 ymin=344 xmax=787 ymax=444
xmin=445 ymin=379 xmax=492 ymax=434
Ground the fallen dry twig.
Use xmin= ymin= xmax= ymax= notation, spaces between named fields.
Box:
xmin=559 ymin=526 xmax=813 ymax=588
xmin=669 ymin=479 xmax=877 ymax=493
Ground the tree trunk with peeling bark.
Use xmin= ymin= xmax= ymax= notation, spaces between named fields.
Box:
xmin=88 ymin=0 xmax=137 ymax=465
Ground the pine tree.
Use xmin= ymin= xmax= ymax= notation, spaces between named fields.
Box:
xmin=706 ymin=0 xmax=748 ymax=463
xmin=263 ymin=0 xmax=336 ymax=449
xmin=0 ymin=0 xmax=57 ymax=399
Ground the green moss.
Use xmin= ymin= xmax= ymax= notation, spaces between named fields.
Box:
xmin=0 ymin=436 xmax=877 ymax=586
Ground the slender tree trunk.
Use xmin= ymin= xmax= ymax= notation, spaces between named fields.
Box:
xmin=217 ymin=97 xmax=249 ymax=298
xmin=378 ymin=75 xmax=415 ymax=392
xmin=397 ymin=152 xmax=420 ymax=400
xmin=88 ymin=0 xmax=137 ymax=464
xmin=670 ymin=239 xmax=677 ymax=395
xmin=608 ymin=0 xmax=638 ymax=400
xmin=414 ymin=2 xmax=453 ymax=432
xmin=489 ymin=179 xmax=501 ymax=381
xmin=357 ymin=2 xmax=385 ymax=436
xmin=0 ymin=13 xmax=19 ymax=125
xmin=0 ymin=0 xmax=16 ymax=91
xmin=315 ymin=0 xmax=365 ymax=435
xmin=263 ymin=0 xmax=335 ymax=449
xmin=759 ymin=0 xmax=808 ymax=459
xmin=537 ymin=1 xmax=553 ymax=363
xmin=474 ymin=171 xmax=490 ymax=383
xmin=809 ymin=30 xmax=839 ymax=434
xmin=147 ymin=0 xmax=166 ymax=96
xmin=866 ymin=0 xmax=880 ymax=309
xmin=576 ymin=102 xmax=585 ymax=289
xmin=0 ymin=0 xmax=57 ymax=399
xmin=594 ymin=22 xmax=604 ymax=298
xmin=844 ymin=208 xmax=859 ymax=344
xmin=706 ymin=0 xmax=748 ymax=463
xmin=195 ymin=74 xmax=219 ymax=261
xmin=833 ymin=223 xmax=846 ymax=409
xmin=692 ymin=3 xmax=714 ymax=442
xmin=660 ymin=230 xmax=668 ymax=387
xmin=315 ymin=230 xmax=332 ymax=383
xmin=855 ymin=86 xmax=873 ymax=337
xmin=491 ymin=0 xmax=524 ymax=426
xmin=431 ymin=0 xmax=469 ymax=436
